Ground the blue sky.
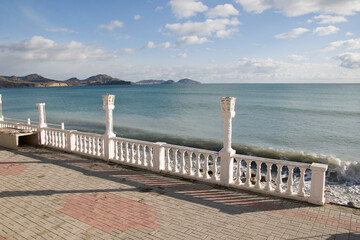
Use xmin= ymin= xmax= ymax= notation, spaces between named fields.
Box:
xmin=0 ymin=0 xmax=360 ymax=83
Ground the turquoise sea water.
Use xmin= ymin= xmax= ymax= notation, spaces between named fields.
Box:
xmin=1 ymin=84 xmax=360 ymax=168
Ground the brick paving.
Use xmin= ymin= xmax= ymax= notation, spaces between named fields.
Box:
xmin=0 ymin=146 xmax=359 ymax=240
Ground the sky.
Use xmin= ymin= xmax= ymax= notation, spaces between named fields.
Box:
xmin=0 ymin=0 xmax=360 ymax=83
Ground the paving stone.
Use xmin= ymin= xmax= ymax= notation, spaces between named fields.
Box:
xmin=0 ymin=146 xmax=359 ymax=240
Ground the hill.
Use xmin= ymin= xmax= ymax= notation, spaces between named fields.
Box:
xmin=136 ymin=79 xmax=200 ymax=85
xmin=0 ymin=74 xmax=131 ymax=88
xmin=0 ymin=74 xmax=200 ymax=88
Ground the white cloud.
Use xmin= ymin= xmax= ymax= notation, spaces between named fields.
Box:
xmin=335 ymin=52 xmax=360 ymax=69
xmin=206 ymin=4 xmax=239 ymax=18
xmin=237 ymin=57 xmax=284 ymax=73
xmin=47 ymin=27 xmax=76 ymax=33
xmin=166 ymin=18 xmax=241 ymax=37
xmin=0 ymin=36 xmax=119 ymax=61
xmin=274 ymin=27 xmax=309 ymax=39
xmin=155 ymin=6 xmax=164 ymax=12
xmin=216 ymin=28 xmax=238 ymax=39
xmin=176 ymin=36 xmax=209 ymax=45
xmin=169 ymin=0 xmax=208 ymax=19
xmin=313 ymin=25 xmax=339 ymax=36
xmin=288 ymin=54 xmax=308 ymax=61
xmin=312 ymin=15 xmax=347 ymax=24
xmin=346 ymin=32 xmax=354 ymax=36
xmin=323 ymin=38 xmax=360 ymax=51
xmin=134 ymin=15 xmax=141 ymax=20
xmin=118 ymin=48 xmax=136 ymax=54
xmin=174 ymin=52 xmax=188 ymax=58
xmin=99 ymin=20 xmax=124 ymax=31
xmin=146 ymin=41 xmax=171 ymax=49
xmin=235 ymin=0 xmax=360 ymax=16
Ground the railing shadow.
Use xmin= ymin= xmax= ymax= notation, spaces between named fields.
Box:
xmin=1 ymin=146 xmax=316 ymax=216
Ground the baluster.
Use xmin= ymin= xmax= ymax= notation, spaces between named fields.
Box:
xmin=96 ymin=138 xmax=100 ymax=156
xmin=136 ymin=144 xmax=141 ymax=165
xmin=84 ymin=136 xmax=88 ymax=154
xmin=275 ymin=164 xmax=283 ymax=193
xmin=165 ymin=148 xmax=170 ymax=171
xmin=212 ymin=155 xmax=218 ymax=180
xmin=255 ymin=161 xmax=262 ymax=189
xmin=195 ymin=153 xmax=201 ymax=178
xmin=113 ymin=140 xmax=118 ymax=160
xmin=180 ymin=150 xmax=185 ymax=174
xmin=203 ymin=154 xmax=209 ymax=179
xmin=172 ymin=149 xmax=178 ymax=173
xmin=80 ymin=135 xmax=84 ymax=152
xmin=50 ymin=131 xmax=53 ymax=145
xmin=142 ymin=145 xmax=147 ymax=166
xmin=74 ymin=135 xmax=78 ymax=151
xmin=286 ymin=166 xmax=294 ymax=195
xmin=119 ymin=141 xmax=123 ymax=160
xmin=245 ymin=159 xmax=252 ymax=187
xmin=56 ymin=132 xmax=59 ymax=147
xmin=188 ymin=152 xmax=193 ymax=175
xmin=62 ymin=132 xmax=66 ymax=149
xmin=235 ymin=159 xmax=241 ymax=185
xmin=88 ymin=137 xmax=92 ymax=154
xmin=265 ymin=163 xmax=273 ymax=191
xmin=53 ymin=132 xmax=57 ymax=147
xmin=91 ymin=137 xmax=95 ymax=156
xmin=130 ymin=143 xmax=135 ymax=164
xmin=123 ymin=142 xmax=127 ymax=162
xmin=298 ymin=167 xmax=306 ymax=197
xmin=149 ymin=147 xmax=154 ymax=167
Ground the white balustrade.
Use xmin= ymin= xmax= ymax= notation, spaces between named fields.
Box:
xmin=0 ymin=94 xmax=329 ymax=205
xmin=232 ymin=154 xmax=314 ymax=202
xmin=111 ymin=137 xmax=154 ymax=170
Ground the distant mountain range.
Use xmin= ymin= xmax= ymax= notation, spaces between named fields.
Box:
xmin=0 ymin=74 xmax=201 ymax=88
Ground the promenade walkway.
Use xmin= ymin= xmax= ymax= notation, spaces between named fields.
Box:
xmin=0 ymin=146 xmax=359 ymax=240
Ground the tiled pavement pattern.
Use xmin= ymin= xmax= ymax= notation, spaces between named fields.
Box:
xmin=0 ymin=146 xmax=359 ymax=240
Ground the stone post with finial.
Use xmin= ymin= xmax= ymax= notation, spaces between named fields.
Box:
xmin=219 ymin=97 xmax=236 ymax=185
xmin=102 ymin=94 xmax=116 ymax=161
xmin=36 ymin=103 xmax=47 ymax=144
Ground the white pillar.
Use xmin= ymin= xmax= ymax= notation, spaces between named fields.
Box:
xmin=36 ymin=103 xmax=47 ymax=128
xmin=219 ymin=97 xmax=236 ymax=185
xmin=0 ymin=94 xmax=3 ymax=121
xmin=309 ymin=163 xmax=328 ymax=205
xmin=152 ymin=142 xmax=166 ymax=172
xmin=36 ymin=103 xmax=47 ymax=145
xmin=102 ymin=94 xmax=115 ymax=138
xmin=102 ymin=94 xmax=116 ymax=161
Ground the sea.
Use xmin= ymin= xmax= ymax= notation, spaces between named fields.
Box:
xmin=1 ymin=84 xmax=359 ymax=206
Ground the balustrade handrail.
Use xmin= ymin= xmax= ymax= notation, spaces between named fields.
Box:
xmin=163 ymin=143 xmax=218 ymax=155
xmin=113 ymin=136 xmax=154 ymax=146
xmin=4 ymin=117 xmax=29 ymax=123
xmin=233 ymin=154 xmax=311 ymax=168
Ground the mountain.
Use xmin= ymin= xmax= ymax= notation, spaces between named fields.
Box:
xmin=177 ymin=78 xmax=201 ymax=84
xmin=0 ymin=74 xmax=131 ymax=88
xmin=0 ymin=74 xmax=67 ymax=88
xmin=65 ymin=74 xmax=131 ymax=86
xmin=136 ymin=79 xmax=200 ymax=85
xmin=0 ymin=74 xmax=200 ymax=88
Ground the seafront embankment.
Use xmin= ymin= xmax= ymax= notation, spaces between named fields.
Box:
xmin=0 ymin=146 xmax=359 ymax=239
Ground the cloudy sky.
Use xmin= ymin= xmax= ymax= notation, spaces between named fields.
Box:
xmin=1 ymin=0 xmax=360 ymax=83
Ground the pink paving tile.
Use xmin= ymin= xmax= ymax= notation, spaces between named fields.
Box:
xmin=0 ymin=161 xmax=27 ymax=176
xmin=59 ymin=193 xmax=159 ymax=232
